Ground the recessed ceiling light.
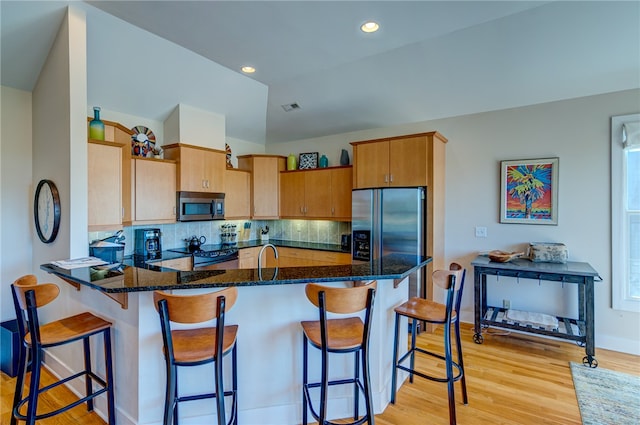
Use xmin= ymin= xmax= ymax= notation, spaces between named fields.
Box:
xmin=360 ymin=21 xmax=379 ymax=33
xmin=241 ymin=66 xmax=256 ymax=74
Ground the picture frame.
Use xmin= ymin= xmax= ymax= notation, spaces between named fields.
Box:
xmin=500 ymin=157 xmax=559 ymax=225
xmin=299 ymin=152 xmax=319 ymax=169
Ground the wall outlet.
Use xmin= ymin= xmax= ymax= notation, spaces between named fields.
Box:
xmin=475 ymin=226 xmax=488 ymax=238
xmin=503 ymin=299 xmax=511 ymax=309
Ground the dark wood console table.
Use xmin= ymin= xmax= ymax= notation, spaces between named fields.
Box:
xmin=471 ymin=256 xmax=601 ymax=367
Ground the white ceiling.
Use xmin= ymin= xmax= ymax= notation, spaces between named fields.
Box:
xmin=2 ymin=1 xmax=639 ymax=144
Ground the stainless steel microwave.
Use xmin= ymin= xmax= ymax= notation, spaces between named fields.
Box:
xmin=176 ymin=191 xmax=225 ymax=221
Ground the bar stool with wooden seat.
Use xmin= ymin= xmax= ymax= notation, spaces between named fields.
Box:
xmin=301 ymin=281 xmax=376 ymax=425
xmin=390 ymin=263 xmax=468 ymax=425
xmin=10 ymin=274 xmax=38 ymax=425
xmin=154 ymin=287 xmax=239 ymax=425
xmin=10 ymin=280 xmax=115 ymax=425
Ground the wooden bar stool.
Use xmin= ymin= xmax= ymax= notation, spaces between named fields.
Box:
xmin=301 ymin=281 xmax=376 ymax=425
xmin=390 ymin=263 xmax=468 ymax=425
xmin=154 ymin=287 xmax=239 ymax=425
xmin=10 ymin=274 xmax=38 ymax=424
xmin=10 ymin=281 xmax=115 ymax=425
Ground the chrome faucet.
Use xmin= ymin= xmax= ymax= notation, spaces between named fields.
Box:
xmin=258 ymin=243 xmax=279 ymax=280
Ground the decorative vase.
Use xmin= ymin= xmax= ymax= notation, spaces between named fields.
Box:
xmin=287 ymin=153 xmax=297 ymax=170
xmin=340 ymin=149 xmax=349 ymax=165
xmin=319 ymin=154 xmax=328 ymax=168
xmin=89 ymin=107 xmax=105 ymax=141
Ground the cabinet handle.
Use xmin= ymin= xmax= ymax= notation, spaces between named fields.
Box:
xmin=384 ymin=174 xmax=388 ymax=183
xmin=300 ymin=206 xmax=304 ymax=214
xmin=332 ymin=207 xmax=335 ymax=215
xmin=390 ymin=174 xmax=393 ymax=183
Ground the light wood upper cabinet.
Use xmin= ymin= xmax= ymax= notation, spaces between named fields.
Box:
xmin=88 ymin=141 xmax=122 ymax=231
xmin=304 ymin=169 xmax=332 ymax=217
xmin=351 ymin=132 xmax=446 ymax=189
xmin=163 ymin=143 xmax=226 ymax=193
xmin=87 ymin=119 xmax=133 ymax=229
xmin=280 ymin=171 xmax=306 ymax=217
xmin=237 ymin=155 xmax=286 ymax=219
xmin=353 ymin=141 xmax=389 ymax=188
xmin=224 ymin=169 xmax=251 ymax=219
xmin=129 ymin=158 xmax=177 ymax=224
xmin=279 ymin=166 xmax=351 ymax=220
xmin=329 ymin=167 xmax=352 ymax=219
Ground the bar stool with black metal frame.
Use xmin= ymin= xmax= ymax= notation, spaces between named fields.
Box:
xmin=154 ymin=287 xmax=239 ymax=425
xmin=10 ymin=274 xmax=38 ymax=425
xmin=10 ymin=281 xmax=116 ymax=425
xmin=390 ymin=263 xmax=468 ymax=425
xmin=301 ymin=281 xmax=376 ymax=425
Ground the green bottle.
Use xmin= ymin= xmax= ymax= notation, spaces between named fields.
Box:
xmin=89 ymin=106 xmax=105 ymax=140
xmin=287 ymin=153 xmax=297 ymax=170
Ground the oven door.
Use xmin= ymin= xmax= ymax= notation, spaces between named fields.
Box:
xmin=193 ymin=252 xmax=239 ymax=271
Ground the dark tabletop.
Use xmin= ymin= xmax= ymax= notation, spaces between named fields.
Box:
xmin=41 ymin=253 xmax=431 ymax=293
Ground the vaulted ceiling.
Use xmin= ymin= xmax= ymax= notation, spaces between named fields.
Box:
xmin=2 ymin=1 xmax=638 ymax=144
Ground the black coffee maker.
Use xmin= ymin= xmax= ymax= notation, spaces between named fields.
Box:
xmin=134 ymin=228 xmax=162 ymax=259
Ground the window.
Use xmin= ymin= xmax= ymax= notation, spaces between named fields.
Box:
xmin=612 ymin=114 xmax=640 ymax=312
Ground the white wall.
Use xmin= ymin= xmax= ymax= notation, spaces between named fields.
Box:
xmin=225 ymin=135 xmax=266 ymax=168
xmin=267 ymin=89 xmax=640 ymax=355
xmin=89 ymin=106 xmax=164 ymax=148
xmin=163 ymin=103 xmax=226 ymax=150
xmin=0 ymin=86 xmax=33 ymax=322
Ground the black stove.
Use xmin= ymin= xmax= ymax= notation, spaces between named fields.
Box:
xmin=169 ymin=244 xmax=238 ymax=266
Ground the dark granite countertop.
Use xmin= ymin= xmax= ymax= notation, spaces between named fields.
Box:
xmin=41 ymin=254 xmax=431 ymax=294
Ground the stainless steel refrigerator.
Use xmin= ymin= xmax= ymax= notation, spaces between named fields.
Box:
xmin=351 ymin=187 xmax=426 ymax=299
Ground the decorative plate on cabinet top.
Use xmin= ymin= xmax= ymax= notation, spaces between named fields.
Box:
xmin=131 ymin=125 xmax=156 ymax=157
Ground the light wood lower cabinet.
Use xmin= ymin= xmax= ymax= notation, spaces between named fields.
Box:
xmin=88 ymin=141 xmax=122 ymax=231
xmin=277 ymin=247 xmax=351 ymax=267
xmin=239 ymin=246 xmax=349 ymax=269
xmin=159 ymin=257 xmax=192 ymax=271
xmin=238 ymin=246 xmax=277 ymax=269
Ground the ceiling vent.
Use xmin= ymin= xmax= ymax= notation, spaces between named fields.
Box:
xmin=281 ymin=102 xmax=301 ymax=112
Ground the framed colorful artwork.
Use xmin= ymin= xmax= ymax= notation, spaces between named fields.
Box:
xmin=500 ymin=157 xmax=559 ymax=225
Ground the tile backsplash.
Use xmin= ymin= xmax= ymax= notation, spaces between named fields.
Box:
xmin=89 ymin=220 xmax=351 ymax=256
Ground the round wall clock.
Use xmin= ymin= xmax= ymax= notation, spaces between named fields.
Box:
xmin=34 ymin=179 xmax=61 ymax=244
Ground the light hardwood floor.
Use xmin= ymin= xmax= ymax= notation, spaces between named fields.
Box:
xmin=2 ymin=323 xmax=638 ymax=424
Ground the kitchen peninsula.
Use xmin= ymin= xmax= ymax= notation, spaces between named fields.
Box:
xmin=42 ymin=254 xmax=430 ymax=425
